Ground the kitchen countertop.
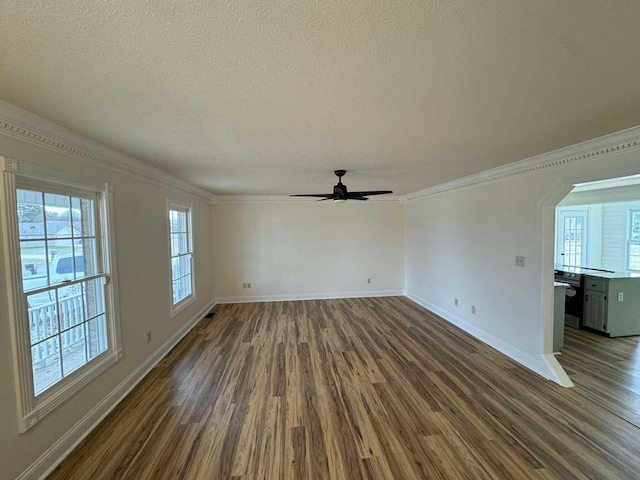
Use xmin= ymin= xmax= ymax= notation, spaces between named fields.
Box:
xmin=584 ymin=271 xmax=640 ymax=279
xmin=554 ymin=265 xmax=640 ymax=279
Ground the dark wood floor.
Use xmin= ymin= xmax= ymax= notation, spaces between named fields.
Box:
xmin=49 ymin=297 xmax=640 ymax=479
xmin=557 ymin=325 xmax=640 ymax=428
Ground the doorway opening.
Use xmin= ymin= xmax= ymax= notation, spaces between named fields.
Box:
xmin=547 ymin=173 xmax=640 ymax=426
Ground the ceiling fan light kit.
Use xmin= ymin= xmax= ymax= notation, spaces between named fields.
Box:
xmin=291 ymin=170 xmax=392 ymax=203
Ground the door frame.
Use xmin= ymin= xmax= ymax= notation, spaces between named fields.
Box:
xmin=539 ymin=162 xmax=640 ymax=387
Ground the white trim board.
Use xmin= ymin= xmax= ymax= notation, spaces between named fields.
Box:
xmin=403 ymin=125 xmax=640 ymax=203
xmin=0 ymin=100 xmax=214 ymax=202
xmin=404 ymin=291 xmax=573 ymax=387
xmin=16 ymin=299 xmax=217 ymax=480
xmin=216 ymin=289 xmax=404 ymax=304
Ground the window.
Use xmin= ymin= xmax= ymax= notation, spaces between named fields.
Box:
xmin=628 ymin=210 xmax=640 ymax=271
xmin=555 ymin=208 xmax=589 ymax=267
xmin=1 ymin=158 xmax=120 ymax=432
xmin=168 ymin=203 xmax=194 ymax=314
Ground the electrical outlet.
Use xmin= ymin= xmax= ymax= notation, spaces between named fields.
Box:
xmin=618 ymin=292 xmax=624 ymax=302
xmin=147 ymin=331 xmax=152 ymax=343
xmin=454 ymin=298 xmax=459 ymax=306
xmin=367 ymin=278 xmax=371 ymax=284
xmin=471 ymin=305 xmax=476 ymax=315
xmin=515 ymin=256 xmax=525 ymax=267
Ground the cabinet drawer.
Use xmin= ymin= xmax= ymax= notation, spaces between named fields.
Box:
xmin=585 ymin=276 xmax=606 ymax=293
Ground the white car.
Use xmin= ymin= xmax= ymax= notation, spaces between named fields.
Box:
xmin=24 ymin=254 xmax=86 ymax=307
xmin=49 ymin=254 xmax=85 ymax=284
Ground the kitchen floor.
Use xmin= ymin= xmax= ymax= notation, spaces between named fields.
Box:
xmin=557 ymin=326 xmax=640 ymax=427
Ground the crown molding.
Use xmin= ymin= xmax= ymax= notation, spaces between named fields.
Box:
xmin=213 ymin=194 xmax=403 ymax=204
xmin=403 ymin=125 xmax=640 ymax=203
xmin=0 ymin=100 xmax=214 ymax=202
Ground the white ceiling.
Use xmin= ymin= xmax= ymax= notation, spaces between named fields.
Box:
xmin=1 ymin=1 xmax=639 ymax=196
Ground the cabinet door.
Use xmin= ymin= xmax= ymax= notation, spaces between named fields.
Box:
xmin=584 ymin=292 xmax=607 ymax=332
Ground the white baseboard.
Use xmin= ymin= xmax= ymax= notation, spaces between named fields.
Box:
xmin=404 ymin=291 xmax=572 ymax=387
xmin=215 ymin=289 xmax=404 ymax=304
xmin=18 ymin=299 xmax=217 ymax=480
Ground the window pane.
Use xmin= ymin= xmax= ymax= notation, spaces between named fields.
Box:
xmin=173 ymin=274 xmax=192 ymax=304
xmin=17 ymin=189 xmax=47 ymax=290
xmin=171 ymin=233 xmax=188 ymax=256
xmin=44 ymin=193 xmax=72 ymax=240
xmin=74 ymin=238 xmax=97 ymax=278
xmin=50 ymin=251 xmax=91 ymax=285
xmin=83 ymin=278 xmax=106 ymax=319
xmin=71 ymin=196 xmax=95 ymax=237
xmin=87 ymin=315 xmax=108 ymax=359
xmin=27 ymin=293 xmax=59 ymax=343
xmin=172 ymin=254 xmax=191 ymax=281
xmin=58 ymin=286 xmax=84 ymax=330
xmin=21 ymin=240 xmax=49 ymax=293
xmin=61 ymin=325 xmax=87 ymax=376
xmin=181 ymin=274 xmax=192 ymax=299
xmin=630 ymin=242 xmax=640 ymax=271
xmin=18 ymin=189 xmax=45 ymax=240
xmin=32 ymin=338 xmax=62 ymax=395
xmin=170 ymin=209 xmax=187 ymax=233
xmin=630 ymin=212 xmax=640 ymax=239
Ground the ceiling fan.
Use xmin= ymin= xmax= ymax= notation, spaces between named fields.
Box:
xmin=290 ymin=170 xmax=393 ymax=203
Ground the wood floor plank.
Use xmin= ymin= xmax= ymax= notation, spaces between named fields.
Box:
xmin=47 ymin=297 xmax=640 ymax=479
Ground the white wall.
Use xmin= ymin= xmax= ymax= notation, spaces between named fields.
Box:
xmin=405 ymin=175 xmax=546 ymax=353
xmin=213 ymin=201 xmax=404 ymax=302
xmin=404 ymin=131 xmax=640 ymax=383
xmin=0 ymin=104 xmax=215 ymax=480
xmin=602 ymin=201 xmax=640 ymax=271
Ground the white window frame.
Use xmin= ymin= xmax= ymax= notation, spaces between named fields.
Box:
xmin=555 ymin=207 xmax=590 ymax=267
xmin=0 ymin=157 xmax=121 ymax=432
xmin=168 ymin=200 xmax=195 ymax=316
xmin=628 ymin=209 xmax=640 ymax=272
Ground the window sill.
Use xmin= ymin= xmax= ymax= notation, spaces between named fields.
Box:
xmin=20 ymin=348 xmax=122 ymax=433
xmin=171 ymin=294 xmax=196 ymax=318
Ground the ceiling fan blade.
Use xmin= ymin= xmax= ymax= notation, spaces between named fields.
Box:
xmin=349 ymin=197 xmax=369 ymax=201
xmin=290 ymin=193 xmax=334 ymax=198
xmin=347 ymin=190 xmax=393 ymax=197
xmin=315 ymin=197 xmax=335 ymax=202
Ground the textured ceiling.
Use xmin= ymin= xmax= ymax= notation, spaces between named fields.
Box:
xmin=1 ymin=0 xmax=640 ymax=195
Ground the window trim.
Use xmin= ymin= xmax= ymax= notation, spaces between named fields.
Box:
xmin=0 ymin=157 xmax=122 ymax=432
xmin=167 ymin=200 xmax=195 ymax=317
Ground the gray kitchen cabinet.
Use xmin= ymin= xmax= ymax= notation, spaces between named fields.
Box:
xmin=583 ymin=275 xmax=640 ymax=337
xmin=583 ymin=290 xmax=607 ymax=332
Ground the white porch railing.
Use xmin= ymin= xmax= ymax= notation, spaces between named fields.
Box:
xmin=28 ymin=293 xmax=84 ymax=365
